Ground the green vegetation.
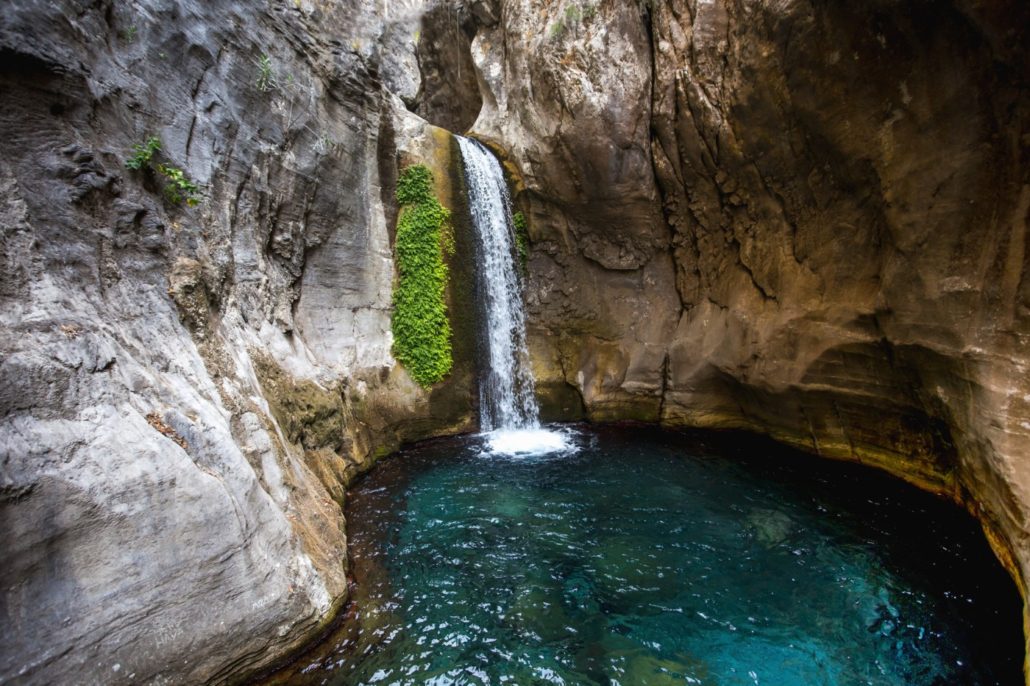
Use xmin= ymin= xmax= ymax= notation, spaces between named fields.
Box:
xmin=125 ymin=136 xmax=200 ymax=207
xmin=126 ymin=136 xmax=160 ymax=170
xmin=257 ymin=53 xmax=274 ymax=92
xmin=512 ymin=211 xmax=529 ymax=271
xmin=157 ymin=163 xmax=200 ymax=206
xmin=548 ymin=2 xmax=598 ymax=40
xmin=391 ymin=165 xmax=454 ymax=387
xmin=120 ymin=26 xmax=138 ymax=43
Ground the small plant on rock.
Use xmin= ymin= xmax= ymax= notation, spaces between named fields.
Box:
xmin=126 ymin=136 xmax=160 ymax=170
xmin=549 ymin=19 xmax=566 ymax=40
xmin=512 ymin=211 xmax=529 ymax=271
xmin=125 ymin=136 xmax=201 ymax=207
xmin=256 ymin=53 xmax=275 ymax=92
xmin=157 ymin=164 xmax=200 ymax=206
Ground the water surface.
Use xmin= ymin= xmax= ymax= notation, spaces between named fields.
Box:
xmin=272 ymin=426 xmax=1022 ymax=685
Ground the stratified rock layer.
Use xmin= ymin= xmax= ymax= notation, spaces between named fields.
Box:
xmin=0 ymin=0 xmax=474 ymax=683
xmin=471 ymin=0 xmax=1030 ymax=665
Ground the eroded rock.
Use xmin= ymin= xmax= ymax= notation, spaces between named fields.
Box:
xmin=2 ymin=0 xmax=1029 ymax=681
xmin=0 ymin=0 xmax=473 ymax=683
xmin=482 ymin=0 xmax=1030 ymax=665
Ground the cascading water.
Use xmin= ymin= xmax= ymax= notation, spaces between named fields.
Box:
xmin=456 ymin=136 xmax=569 ymax=454
xmin=456 ymin=136 xmax=538 ymax=431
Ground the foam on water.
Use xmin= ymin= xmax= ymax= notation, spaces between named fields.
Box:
xmin=484 ymin=427 xmax=577 ymax=456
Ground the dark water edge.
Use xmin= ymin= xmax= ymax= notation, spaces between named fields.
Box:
xmin=257 ymin=424 xmax=1025 ymax=686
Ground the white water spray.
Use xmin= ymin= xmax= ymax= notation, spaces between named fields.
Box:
xmin=456 ymin=136 xmax=571 ymax=455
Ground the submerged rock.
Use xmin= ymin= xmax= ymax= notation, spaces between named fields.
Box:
xmin=745 ymin=508 xmax=794 ymax=548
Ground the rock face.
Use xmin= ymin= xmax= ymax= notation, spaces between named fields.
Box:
xmin=468 ymin=0 xmax=1030 ymax=662
xmin=0 ymin=0 xmax=475 ymax=683
xmin=414 ymin=1 xmax=483 ymax=133
xmin=470 ymin=0 xmax=681 ymax=421
xmin=647 ymin=0 xmax=1030 ymax=549
xmin=1 ymin=0 xmax=1028 ymax=682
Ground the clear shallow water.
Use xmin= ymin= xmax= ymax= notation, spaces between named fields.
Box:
xmin=271 ymin=426 xmax=1023 ymax=686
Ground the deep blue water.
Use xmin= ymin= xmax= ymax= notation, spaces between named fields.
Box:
xmin=272 ymin=426 xmax=1023 ymax=685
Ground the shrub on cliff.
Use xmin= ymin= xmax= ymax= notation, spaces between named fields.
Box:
xmin=391 ymin=164 xmax=454 ymax=387
xmin=124 ymin=136 xmax=200 ymax=206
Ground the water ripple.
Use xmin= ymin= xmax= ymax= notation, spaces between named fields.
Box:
xmin=270 ymin=428 xmax=1023 ymax=686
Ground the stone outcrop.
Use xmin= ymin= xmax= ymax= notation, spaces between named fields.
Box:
xmin=469 ymin=0 xmax=681 ymax=422
xmin=467 ymin=0 xmax=1030 ymax=668
xmin=0 ymin=0 xmax=475 ymax=683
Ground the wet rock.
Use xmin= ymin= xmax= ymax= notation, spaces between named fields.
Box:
xmin=467 ymin=0 xmax=681 ymax=420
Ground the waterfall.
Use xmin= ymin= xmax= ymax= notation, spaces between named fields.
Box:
xmin=456 ymin=136 xmax=541 ymax=432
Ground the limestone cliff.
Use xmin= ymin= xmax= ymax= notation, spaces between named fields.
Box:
xmin=0 ymin=0 xmax=475 ymax=683
xmin=1 ymin=0 xmax=1028 ymax=682
xmin=468 ymin=0 xmax=1030 ymax=667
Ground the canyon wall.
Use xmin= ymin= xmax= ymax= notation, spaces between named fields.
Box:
xmin=470 ymin=0 xmax=1030 ymax=658
xmin=0 ymin=0 xmax=477 ymax=682
xmin=1 ymin=0 xmax=1027 ymax=682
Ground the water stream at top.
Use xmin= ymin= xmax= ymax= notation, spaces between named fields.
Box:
xmin=456 ymin=136 xmax=569 ymax=455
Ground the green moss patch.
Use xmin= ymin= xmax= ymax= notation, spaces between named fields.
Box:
xmin=512 ymin=210 xmax=529 ymax=271
xmin=392 ymin=165 xmax=454 ymax=387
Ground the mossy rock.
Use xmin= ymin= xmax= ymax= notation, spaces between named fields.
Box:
xmin=391 ymin=164 xmax=454 ymax=387
xmin=253 ymin=355 xmax=346 ymax=453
